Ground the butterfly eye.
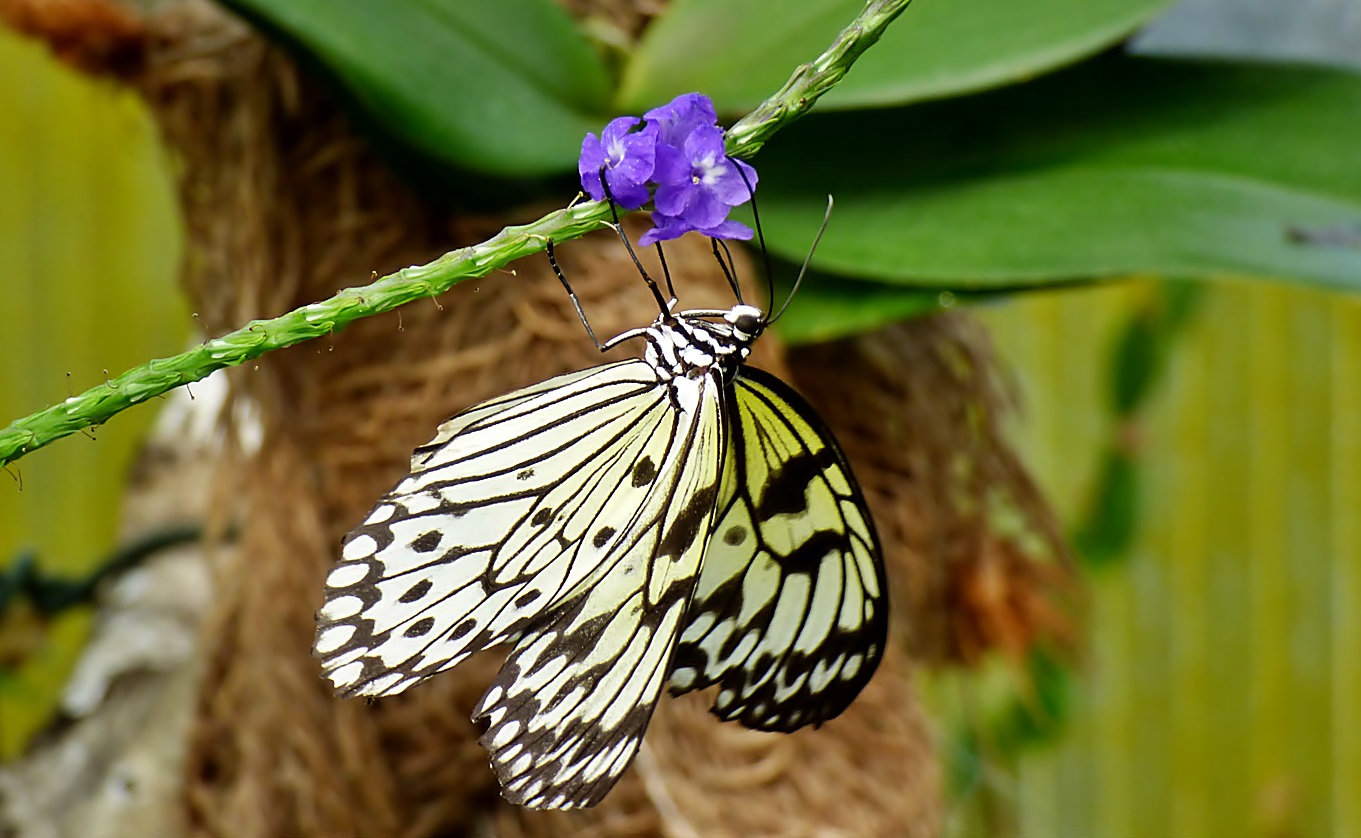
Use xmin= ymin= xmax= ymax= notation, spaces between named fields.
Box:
xmin=727 ymin=306 xmax=764 ymax=337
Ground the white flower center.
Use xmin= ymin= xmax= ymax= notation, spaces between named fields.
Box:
xmin=607 ymin=137 xmax=627 ymax=165
xmin=693 ymin=152 xmax=722 ymax=186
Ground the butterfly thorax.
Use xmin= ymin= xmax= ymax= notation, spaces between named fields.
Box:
xmin=642 ymin=304 xmax=765 ymax=401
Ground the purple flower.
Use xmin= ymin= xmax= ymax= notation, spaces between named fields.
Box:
xmin=578 ymin=116 xmax=657 ymax=209
xmin=640 ymin=212 xmax=753 ymax=247
xmin=644 ymin=92 xmax=718 ymax=147
xmin=639 ymin=124 xmax=757 ymax=246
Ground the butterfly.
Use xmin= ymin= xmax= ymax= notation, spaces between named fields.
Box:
xmin=313 ymin=219 xmax=887 ymax=809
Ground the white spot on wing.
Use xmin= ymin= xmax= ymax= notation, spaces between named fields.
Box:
xmin=491 ymin=720 xmax=522 ymax=749
xmin=366 ymin=504 xmax=397 ymax=524
xmin=326 ymin=562 xmax=370 ymax=588
xmin=328 ymin=661 xmax=364 ymax=689
xmin=320 ymin=595 xmax=363 ymax=620
xmin=315 ymin=625 xmax=355 ymax=654
xmin=340 ymin=536 xmax=377 ymax=562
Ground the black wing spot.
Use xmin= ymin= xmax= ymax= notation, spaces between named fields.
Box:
xmin=399 ymin=579 xmax=432 ymax=603
xmin=450 ymin=619 xmax=477 ymax=640
xmin=756 ymin=450 xmax=837 ymax=520
xmin=411 ymin=531 xmax=443 ymax=553
xmin=404 ymin=617 xmax=436 ymax=638
xmin=593 ymin=526 xmax=616 ymax=549
xmin=784 ymin=532 xmax=844 ymax=573
xmin=517 ymin=468 xmax=535 ymax=481
xmin=531 ymin=507 xmax=553 ymax=527
xmin=658 ymin=483 xmax=718 ymax=561
xmin=631 ymin=456 xmax=657 ymax=488
xmin=723 ymin=525 xmax=748 ymax=546
xmin=515 ymin=589 xmax=541 ymax=608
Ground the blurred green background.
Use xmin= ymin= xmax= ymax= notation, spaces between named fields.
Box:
xmin=2 ymin=0 xmax=1359 ymax=835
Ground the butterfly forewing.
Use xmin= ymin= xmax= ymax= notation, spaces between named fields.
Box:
xmin=316 ymin=360 xmax=690 ymax=698
xmin=667 ymin=367 xmax=887 ymax=732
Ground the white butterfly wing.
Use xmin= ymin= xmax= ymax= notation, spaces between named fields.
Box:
xmin=316 ymin=360 xmax=677 ymax=697
xmin=667 ymin=367 xmax=887 ymax=732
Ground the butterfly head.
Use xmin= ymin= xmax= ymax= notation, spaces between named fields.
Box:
xmin=725 ymin=304 xmax=766 ymax=343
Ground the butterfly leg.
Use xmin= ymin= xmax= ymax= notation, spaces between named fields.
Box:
xmin=545 ymin=239 xmax=608 ymax=352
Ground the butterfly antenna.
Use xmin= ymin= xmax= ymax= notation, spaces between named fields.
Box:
xmin=599 ymin=169 xmax=671 ymax=314
xmin=710 ymin=238 xmax=745 ymax=305
xmin=769 ymin=194 xmax=834 ymax=325
xmin=734 ymin=164 xmax=776 ymax=315
xmin=545 ymin=239 xmax=605 ymax=351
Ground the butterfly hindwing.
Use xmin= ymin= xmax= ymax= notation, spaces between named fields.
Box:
xmin=667 ymin=366 xmax=887 ymax=732
xmin=472 ymin=372 xmax=728 ymax=808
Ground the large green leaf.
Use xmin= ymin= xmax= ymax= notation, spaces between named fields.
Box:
xmin=774 ymin=272 xmax=945 ymax=344
xmin=755 ymin=57 xmax=1361 ymax=294
xmin=220 ymin=0 xmax=612 ymax=177
xmin=619 ymin=0 xmax=1171 ymax=113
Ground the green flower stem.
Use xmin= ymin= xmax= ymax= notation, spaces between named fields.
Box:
xmin=0 ymin=0 xmax=913 ymax=468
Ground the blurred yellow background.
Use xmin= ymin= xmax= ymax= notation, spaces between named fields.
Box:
xmin=0 ymin=28 xmax=184 ymax=755
xmin=961 ymin=281 xmax=1361 ymax=837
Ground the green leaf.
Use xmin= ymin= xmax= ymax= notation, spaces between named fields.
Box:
xmin=1110 ymin=314 xmax=1162 ymax=417
xmin=756 ymin=57 xmax=1361 ymax=293
xmin=619 ymin=0 xmax=1171 ymax=113
xmin=220 ymin=0 xmax=612 ymax=176
xmin=1108 ymin=281 xmax=1204 ymax=416
xmin=773 ymin=271 xmax=952 ymax=344
xmin=1071 ymin=447 xmax=1141 ymax=568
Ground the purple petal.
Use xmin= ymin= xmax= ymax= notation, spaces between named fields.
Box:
xmin=697 ymin=219 xmax=753 ymax=241
xmin=581 ymin=118 xmax=658 ymax=207
xmin=733 ymin=158 xmax=758 ymax=190
xmin=704 ymin=160 xmax=754 ymax=207
xmin=599 ymin=115 xmax=641 ymax=147
xmin=644 ymin=93 xmax=717 ymax=146
xmin=710 ymin=157 xmax=758 ymax=207
xmin=681 ymin=124 xmax=727 ymax=162
xmin=638 ymin=213 xmax=696 ymax=247
xmin=604 ymin=168 xmax=651 ymax=209
xmin=683 ymin=186 xmax=731 ymax=229
xmin=651 ymin=142 xmax=691 ymax=192
xmin=652 ymin=179 xmax=695 ymax=217
xmin=578 ymin=133 xmax=606 ymax=200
